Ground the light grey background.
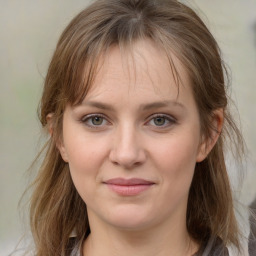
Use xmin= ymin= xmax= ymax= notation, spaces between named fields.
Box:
xmin=1 ymin=0 xmax=256 ymax=255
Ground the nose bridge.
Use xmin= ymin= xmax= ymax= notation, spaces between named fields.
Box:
xmin=109 ymin=122 xmax=146 ymax=168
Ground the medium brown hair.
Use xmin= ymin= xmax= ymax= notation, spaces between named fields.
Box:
xmin=28 ymin=0 xmax=245 ymax=255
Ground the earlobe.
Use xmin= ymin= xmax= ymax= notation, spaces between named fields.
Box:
xmin=196 ymin=109 xmax=224 ymax=162
xmin=46 ymin=113 xmax=69 ymax=162
xmin=57 ymin=141 xmax=69 ymax=163
xmin=46 ymin=113 xmax=54 ymax=136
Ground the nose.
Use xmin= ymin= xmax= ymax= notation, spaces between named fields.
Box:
xmin=109 ymin=124 xmax=147 ymax=169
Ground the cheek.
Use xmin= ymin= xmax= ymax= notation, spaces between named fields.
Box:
xmin=67 ymin=144 xmax=102 ymax=204
xmin=143 ymin=132 xmax=200 ymax=220
xmin=63 ymin=124 xmax=108 ymax=170
xmin=63 ymin=133 xmax=111 ymax=199
xmin=153 ymin=132 xmax=199 ymax=187
xmin=67 ymin=138 xmax=105 ymax=177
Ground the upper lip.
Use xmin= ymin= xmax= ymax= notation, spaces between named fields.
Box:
xmin=104 ymin=178 xmax=155 ymax=186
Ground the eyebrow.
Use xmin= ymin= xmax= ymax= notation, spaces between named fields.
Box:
xmin=80 ymin=100 xmax=186 ymax=111
xmin=139 ymin=101 xmax=186 ymax=111
xmin=80 ymin=101 xmax=115 ymax=111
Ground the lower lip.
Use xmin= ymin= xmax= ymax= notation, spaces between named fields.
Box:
xmin=106 ymin=184 xmax=153 ymax=196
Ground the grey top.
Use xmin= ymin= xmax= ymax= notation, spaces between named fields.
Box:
xmin=68 ymin=236 xmax=229 ymax=256
xmin=194 ymin=236 xmax=229 ymax=256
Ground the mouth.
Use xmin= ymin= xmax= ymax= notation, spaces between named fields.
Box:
xmin=103 ymin=178 xmax=155 ymax=196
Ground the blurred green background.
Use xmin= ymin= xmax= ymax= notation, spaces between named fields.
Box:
xmin=0 ymin=0 xmax=256 ymax=255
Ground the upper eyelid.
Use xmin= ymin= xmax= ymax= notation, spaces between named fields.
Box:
xmin=146 ymin=113 xmax=176 ymax=121
xmin=145 ymin=113 xmax=177 ymax=127
xmin=80 ymin=114 xmax=111 ymax=128
xmin=81 ymin=113 xmax=108 ymax=121
xmin=79 ymin=112 xmax=176 ymax=124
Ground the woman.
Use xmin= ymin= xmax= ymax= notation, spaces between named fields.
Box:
xmin=27 ymin=0 xmax=248 ymax=255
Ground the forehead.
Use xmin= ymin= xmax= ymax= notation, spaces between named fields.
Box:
xmin=84 ymin=39 xmax=192 ymax=102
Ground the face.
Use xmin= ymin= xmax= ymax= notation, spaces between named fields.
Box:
xmin=58 ymin=40 xmax=211 ymax=232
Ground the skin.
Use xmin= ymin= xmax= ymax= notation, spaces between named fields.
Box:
xmin=57 ymin=40 xmax=223 ymax=256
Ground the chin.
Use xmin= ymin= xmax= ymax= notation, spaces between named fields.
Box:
xmin=102 ymin=205 xmax=157 ymax=231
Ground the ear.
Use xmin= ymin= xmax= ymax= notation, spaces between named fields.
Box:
xmin=196 ymin=109 xmax=224 ymax=162
xmin=46 ymin=113 xmax=69 ymax=162
xmin=57 ymin=141 xmax=69 ymax=163
xmin=46 ymin=113 xmax=54 ymax=136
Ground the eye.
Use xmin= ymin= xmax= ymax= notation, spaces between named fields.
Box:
xmin=81 ymin=114 xmax=109 ymax=128
xmin=91 ymin=116 xmax=104 ymax=125
xmin=146 ymin=114 xmax=176 ymax=128
xmin=153 ymin=116 xmax=167 ymax=126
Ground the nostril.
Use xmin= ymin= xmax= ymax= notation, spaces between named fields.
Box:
xmin=108 ymin=132 xmax=147 ymax=168
xmin=134 ymin=161 xmax=141 ymax=166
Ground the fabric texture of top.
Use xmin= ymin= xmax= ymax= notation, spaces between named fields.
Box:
xmin=67 ymin=236 xmax=230 ymax=256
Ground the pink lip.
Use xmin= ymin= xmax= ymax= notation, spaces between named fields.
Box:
xmin=103 ymin=178 xmax=155 ymax=196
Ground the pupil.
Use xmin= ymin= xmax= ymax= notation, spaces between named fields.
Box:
xmin=154 ymin=117 xmax=165 ymax=126
xmin=92 ymin=116 xmax=103 ymax=125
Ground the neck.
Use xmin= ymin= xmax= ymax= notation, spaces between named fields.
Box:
xmin=82 ymin=213 xmax=199 ymax=256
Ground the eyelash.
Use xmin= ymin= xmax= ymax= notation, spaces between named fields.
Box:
xmin=81 ymin=114 xmax=110 ymax=129
xmin=145 ymin=114 xmax=176 ymax=129
xmin=80 ymin=113 xmax=176 ymax=129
